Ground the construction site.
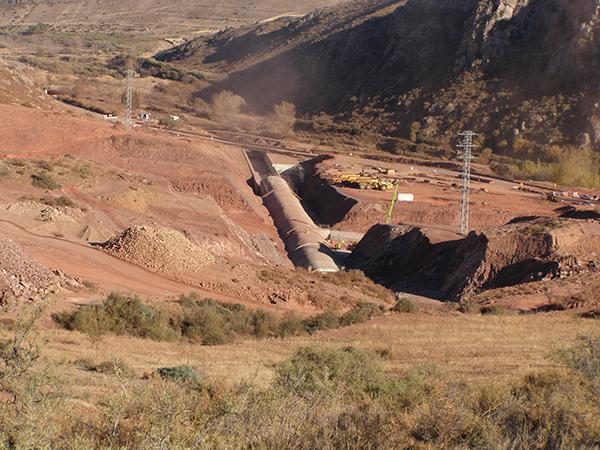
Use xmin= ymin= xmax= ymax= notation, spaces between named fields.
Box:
xmin=1 ymin=94 xmax=600 ymax=314
xmin=0 ymin=0 xmax=599 ymax=446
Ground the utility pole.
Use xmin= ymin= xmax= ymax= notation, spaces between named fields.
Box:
xmin=457 ymin=130 xmax=477 ymax=235
xmin=125 ymin=69 xmax=134 ymax=130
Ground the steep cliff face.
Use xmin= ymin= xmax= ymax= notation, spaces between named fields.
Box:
xmin=159 ymin=0 xmax=600 ymax=152
xmin=461 ymin=0 xmax=599 ymax=83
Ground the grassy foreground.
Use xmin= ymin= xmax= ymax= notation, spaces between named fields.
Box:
xmin=0 ymin=299 xmax=599 ymax=448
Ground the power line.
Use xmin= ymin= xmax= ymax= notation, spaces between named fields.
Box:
xmin=457 ymin=130 xmax=477 ymax=235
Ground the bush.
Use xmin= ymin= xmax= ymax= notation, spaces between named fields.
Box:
xmin=3 ymin=332 xmax=600 ymax=448
xmin=301 ymin=312 xmax=340 ymax=334
xmin=31 ymin=172 xmax=60 ymax=190
xmin=158 ymin=116 xmax=180 ymax=129
xmin=556 ymin=334 xmax=600 ymax=380
xmin=71 ymin=163 xmax=94 ymax=179
xmin=480 ymin=305 xmax=509 ymax=316
xmin=34 ymin=160 xmax=54 ymax=171
xmin=211 ymin=91 xmax=246 ymax=124
xmin=0 ymin=162 xmax=9 ymax=177
xmin=77 ymin=357 xmax=134 ymax=377
xmin=277 ymin=312 xmax=305 ymax=337
xmin=23 ymin=23 xmax=50 ymax=35
xmin=392 ymin=297 xmax=417 ymax=313
xmin=271 ymin=101 xmax=296 ymax=137
xmin=340 ymin=302 xmax=384 ymax=326
xmin=157 ymin=365 xmax=203 ymax=384
xmin=40 ymin=196 xmax=76 ymax=208
xmin=54 ymin=293 xmax=177 ymax=341
xmin=276 ymin=346 xmax=387 ymax=398
xmin=56 ymin=293 xmax=388 ymax=345
xmin=179 ymin=300 xmax=231 ymax=345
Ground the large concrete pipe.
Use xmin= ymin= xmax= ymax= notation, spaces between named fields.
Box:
xmin=260 ymin=176 xmax=339 ymax=273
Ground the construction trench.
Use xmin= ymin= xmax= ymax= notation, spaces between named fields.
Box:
xmin=244 ymin=150 xmax=340 ymax=273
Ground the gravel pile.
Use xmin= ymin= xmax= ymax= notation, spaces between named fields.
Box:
xmin=0 ymin=235 xmax=61 ymax=303
xmin=99 ymin=225 xmax=215 ymax=273
xmin=4 ymin=200 xmax=75 ymax=223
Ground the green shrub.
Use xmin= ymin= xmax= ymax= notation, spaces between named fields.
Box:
xmin=157 ymin=365 xmax=202 ymax=384
xmin=34 ymin=160 xmax=54 ymax=171
xmin=23 ymin=23 xmax=50 ymax=35
xmin=301 ymin=311 xmax=340 ymax=334
xmin=54 ymin=293 xmax=177 ymax=341
xmin=276 ymin=346 xmax=387 ymax=398
xmin=71 ymin=163 xmax=94 ymax=179
xmin=556 ymin=335 xmax=600 ymax=380
xmin=277 ymin=312 xmax=305 ymax=337
xmin=56 ymin=293 xmax=387 ymax=345
xmin=340 ymin=302 xmax=384 ymax=325
xmin=31 ymin=172 xmax=60 ymax=190
xmin=179 ymin=300 xmax=231 ymax=345
xmin=3 ymin=329 xmax=600 ymax=448
xmin=392 ymin=297 xmax=417 ymax=313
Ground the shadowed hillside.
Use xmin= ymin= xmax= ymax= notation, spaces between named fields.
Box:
xmin=158 ymin=0 xmax=600 ymax=156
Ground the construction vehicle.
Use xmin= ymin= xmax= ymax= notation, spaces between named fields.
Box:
xmin=337 ymin=174 xmax=394 ymax=191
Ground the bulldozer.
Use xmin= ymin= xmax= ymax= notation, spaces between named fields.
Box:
xmin=338 ymin=174 xmax=394 ymax=190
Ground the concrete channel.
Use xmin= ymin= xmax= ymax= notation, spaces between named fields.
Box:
xmin=244 ymin=150 xmax=339 ymax=273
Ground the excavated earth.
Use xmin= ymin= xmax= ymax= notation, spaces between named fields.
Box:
xmin=349 ymin=216 xmax=600 ymax=311
xmin=0 ymin=101 xmax=391 ymax=312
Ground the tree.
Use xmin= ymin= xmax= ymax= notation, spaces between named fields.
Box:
xmin=409 ymin=121 xmax=421 ymax=143
xmin=479 ymin=148 xmax=493 ymax=165
xmin=211 ymin=91 xmax=246 ymax=124
xmin=271 ymin=101 xmax=296 ymax=136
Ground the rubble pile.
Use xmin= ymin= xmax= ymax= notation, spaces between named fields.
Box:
xmin=99 ymin=225 xmax=216 ymax=273
xmin=0 ymin=235 xmax=61 ymax=303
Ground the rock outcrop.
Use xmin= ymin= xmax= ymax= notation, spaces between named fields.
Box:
xmin=349 ymin=217 xmax=600 ymax=301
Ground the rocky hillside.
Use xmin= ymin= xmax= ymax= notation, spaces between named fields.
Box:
xmin=158 ymin=0 xmax=600 ymax=157
xmin=0 ymin=62 xmax=53 ymax=108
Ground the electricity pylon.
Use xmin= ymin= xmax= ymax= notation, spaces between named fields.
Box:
xmin=125 ymin=69 xmax=134 ymax=129
xmin=457 ymin=131 xmax=477 ymax=235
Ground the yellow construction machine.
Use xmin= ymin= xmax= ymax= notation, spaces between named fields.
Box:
xmin=337 ymin=174 xmax=394 ymax=191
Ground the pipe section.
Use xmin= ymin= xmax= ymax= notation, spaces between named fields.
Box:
xmin=260 ymin=176 xmax=339 ymax=273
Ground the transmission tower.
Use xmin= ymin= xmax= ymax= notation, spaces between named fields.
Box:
xmin=125 ymin=69 xmax=134 ymax=130
xmin=457 ymin=130 xmax=477 ymax=235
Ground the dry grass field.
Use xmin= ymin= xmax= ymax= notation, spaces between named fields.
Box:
xmin=39 ymin=312 xmax=599 ymax=396
xmin=1 ymin=302 xmax=596 ymax=448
